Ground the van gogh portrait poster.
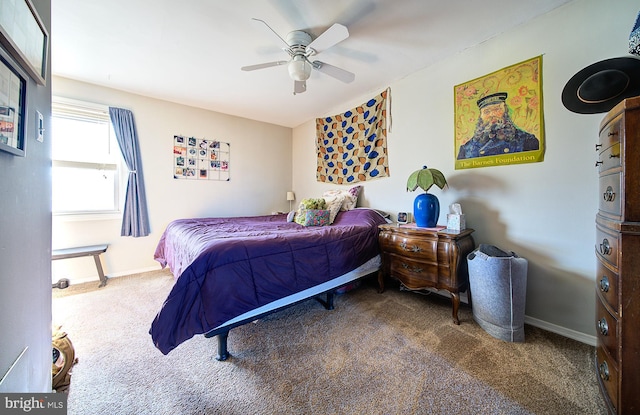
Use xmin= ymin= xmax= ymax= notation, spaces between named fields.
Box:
xmin=454 ymin=56 xmax=545 ymax=170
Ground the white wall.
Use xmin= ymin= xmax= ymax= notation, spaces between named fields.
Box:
xmin=293 ymin=0 xmax=637 ymax=343
xmin=51 ymin=77 xmax=292 ymax=281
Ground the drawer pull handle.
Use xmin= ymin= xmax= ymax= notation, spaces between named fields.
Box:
xmin=401 ymin=263 xmax=423 ymax=273
xmin=599 ymin=276 xmax=610 ymax=293
xmin=595 ymin=160 xmax=603 ymax=167
xmin=599 ymin=239 xmax=612 ymax=256
xmin=597 ymin=318 xmax=609 ymax=336
xmin=599 ymin=361 xmax=610 ymax=382
xmin=399 ymin=242 xmax=421 ymax=252
xmin=609 ymin=153 xmax=620 ymax=159
xmin=607 ymin=131 xmax=618 ymax=137
xmin=603 ymin=186 xmax=616 ymax=202
xmin=595 ymin=143 xmax=602 ymax=151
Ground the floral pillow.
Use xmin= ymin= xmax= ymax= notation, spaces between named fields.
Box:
xmin=299 ymin=198 xmax=326 ymax=210
xmin=301 ymin=209 xmax=330 ymax=226
xmin=348 ymin=185 xmax=362 ymax=199
xmin=295 ymin=198 xmax=327 ymax=225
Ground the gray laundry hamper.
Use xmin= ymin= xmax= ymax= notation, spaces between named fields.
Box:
xmin=467 ymin=244 xmax=528 ymax=342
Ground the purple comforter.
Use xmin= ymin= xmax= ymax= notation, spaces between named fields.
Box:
xmin=150 ymin=208 xmax=387 ymax=354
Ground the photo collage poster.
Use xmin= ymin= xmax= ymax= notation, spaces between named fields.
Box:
xmin=173 ymin=135 xmax=230 ymax=181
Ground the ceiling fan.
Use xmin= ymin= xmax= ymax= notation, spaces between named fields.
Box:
xmin=241 ymin=18 xmax=355 ymax=95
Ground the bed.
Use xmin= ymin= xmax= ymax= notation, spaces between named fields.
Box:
xmin=149 ymin=207 xmax=389 ymax=360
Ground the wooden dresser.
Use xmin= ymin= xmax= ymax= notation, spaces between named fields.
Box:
xmin=377 ymin=224 xmax=475 ymax=324
xmin=595 ymin=96 xmax=640 ymax=414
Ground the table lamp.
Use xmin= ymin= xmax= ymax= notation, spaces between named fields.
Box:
xmin=286 ymin=191 xmax=295 ymax=211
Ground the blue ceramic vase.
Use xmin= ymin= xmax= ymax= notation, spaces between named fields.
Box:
xmin=413 ymin=193 xmax=439 ymax=227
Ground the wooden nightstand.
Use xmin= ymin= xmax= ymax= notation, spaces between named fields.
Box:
xmin=377 ymin=224 xmax=475 ymax=324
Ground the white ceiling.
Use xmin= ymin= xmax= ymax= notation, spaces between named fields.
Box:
xmin=51 ymin=0 xmax=573 ymax=128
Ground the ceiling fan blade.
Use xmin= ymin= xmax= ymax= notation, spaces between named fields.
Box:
xmin=312 ymin=61 xmax=355 ymax=83
xmin=294 ymin=80 xmax=307 ymax=95
xmin=241 ymin=61 xmax=288 ymax=71
xmin=307 ymin=23 xmax=349 ymax=54
xmin=251 ymin=18 xmax=290 ymax=49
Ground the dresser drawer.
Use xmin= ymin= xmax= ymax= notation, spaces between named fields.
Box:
xmin=596 ymin=298 xmax=619 ymax=362
xmin=599 ymin=114 xmax=622 ymax=151
xmin=596 ymin=346 xmax=619 ymax=411
xmin=595 ymin=226 xmax=619 ymax=269
xmin=379 ymin=233 xmax=438 ymax=262
xmin=597 ymin=142 xmax=622 ymax=173
xmin=389 ymin=255 xmax=438 ymax=289
xmin=598 ymin=173 xmax=622 ymax=219
xmin=596 ymin=260 xmax=619 ymax=313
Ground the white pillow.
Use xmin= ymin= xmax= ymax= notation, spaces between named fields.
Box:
xmin=322 ymin=189 xmax=357 ymax=211
xmin=323 ymin=194 xmax=346 ymax=223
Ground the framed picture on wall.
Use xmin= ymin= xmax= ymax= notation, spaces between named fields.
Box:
xmin=173 ymin=135 xmax=230 ymax=181
xmin=0 ymin=0 xmax=48 ymax=85
xmin=0 ymin=45 xmax=27 ymax=157
xmin=453 ymin=56 xmax=545 ymax=170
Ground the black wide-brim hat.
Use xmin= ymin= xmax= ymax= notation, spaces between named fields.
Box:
xmin=562 ymin=56 xmax=640 ymax=114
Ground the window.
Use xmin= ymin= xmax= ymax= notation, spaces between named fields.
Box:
xmin=52 ymin=98 xmax=123 ymax=215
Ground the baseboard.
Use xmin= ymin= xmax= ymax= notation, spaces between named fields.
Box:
xmin=524 ymin=315 xmax=596 ymax=346
xmin=108 ymin=265 xmax=163 ymax=278
xmin=58 ymin=265 xmax=164 ymax=285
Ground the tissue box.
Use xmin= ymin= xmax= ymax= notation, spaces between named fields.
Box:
xmin=447 ymin=214 xmax=466 ymax=231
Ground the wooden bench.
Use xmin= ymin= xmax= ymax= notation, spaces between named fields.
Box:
xmin=52 ymin=244 xmax=109 ymax=287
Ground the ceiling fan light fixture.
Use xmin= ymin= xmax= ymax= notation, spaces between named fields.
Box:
xmin=244 ymin=20 xmax=353 ymax=89
xmin=288 ymin=56 xmax=311 ymax=81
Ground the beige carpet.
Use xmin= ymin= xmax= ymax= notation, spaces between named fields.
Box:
xmin=52 ymin=270 xmax=606 ymax=415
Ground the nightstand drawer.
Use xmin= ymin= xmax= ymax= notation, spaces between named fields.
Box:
xmin=389 ymin=256 xmax=438 ymax=289
xmin=379 ymin=233 xmax=438 ymax=262
xmin=596 ymin=298 xmax=619 ymax=362
xmin=596 ymin=260 xmax=619 ymax=313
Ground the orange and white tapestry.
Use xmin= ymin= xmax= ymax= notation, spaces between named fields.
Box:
xmin=316 ymin=89 xmax=389 ymax=184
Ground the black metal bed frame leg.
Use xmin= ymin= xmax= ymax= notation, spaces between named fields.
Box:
xmin=315 ymin=290 xmax=336 ymax=310
xmin=212 ymin=287 xmax=344 ymax=361
xmin=326 ymin=291 xmax=335 ymax=310
xmin=216 ymin=330 xmax=230 ymax=361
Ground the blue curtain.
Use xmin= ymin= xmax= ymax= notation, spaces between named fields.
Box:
xmin=109 ymin=107 xmax=150 ymax=237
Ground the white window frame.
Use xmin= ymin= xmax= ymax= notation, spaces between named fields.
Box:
xmin=51 ymin=97 xmax=125 ymax=219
